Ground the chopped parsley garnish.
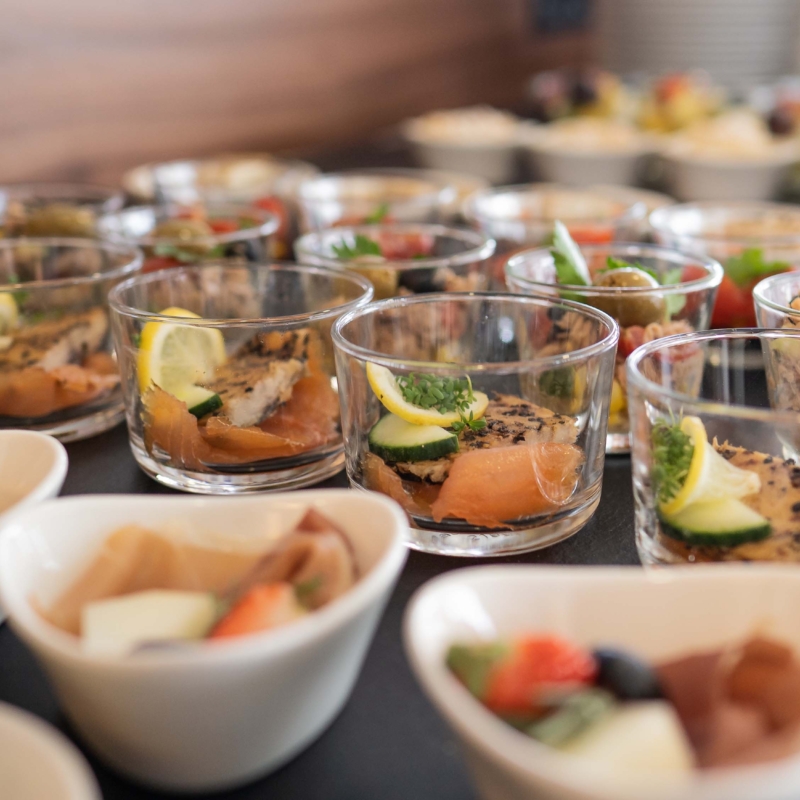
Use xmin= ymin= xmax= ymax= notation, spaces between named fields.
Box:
xmin=651 ymin=419 xmax=694 ymax=506
xmin=451 ymin=410 xmax=486 ymax=433
xmin=331 ymin=234 xmax=382 ymax=260
xmin=365 ymin=202 xmax=390 ymax=224
xmin=397 ymin=372 xmax=486 ymax=431
xmin=725 ymin=248 xmax=789 ymax=288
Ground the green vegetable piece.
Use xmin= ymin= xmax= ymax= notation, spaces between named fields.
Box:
xmin=539 ymin=367 xmax=574 ymax=399
xmin=365 ymin=202 xmax=390 ymax=224
xmin=331 ymin=234 xmax=382 ymax=260
xmin=551 ymin=221 xmax=591 ymax=287
xmin=447 ymin=643 xmax=508 ymax=699
xmin=651 ymin=419 xmax=694 ymax=507
xmin=295 ymin=575 xmax=323 ymax=606
xmin=526 ymin=689 xmax=616 ymax=748
xmin=725 ymin=248 xmax=789 ymax=288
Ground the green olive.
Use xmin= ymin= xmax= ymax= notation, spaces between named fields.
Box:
xmin=23 ymin=203 xmax=96 ymax=237
xmin=589 ymin=267 xmax=666 ymax=328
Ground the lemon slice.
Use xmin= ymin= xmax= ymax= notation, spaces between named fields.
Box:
xmin=366 ymin=362 xmax=488 ymax=426
xmin=137 ymin=307 xmax=226 ymax=396
xmin=660 ymin=416 xmax=761 ymax=517
xmin=0 ymin=294 xmax=19 ymax=335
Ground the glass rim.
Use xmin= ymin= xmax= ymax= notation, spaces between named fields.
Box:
xmin=107 ymin=261 xmax=375 ymax=327
xmin=649 ymin=201 xmax=800 ymax=245
xmin=505 ymin=242 xmax=724 ymax=296
xmin=0 ymin=238 xmax=143 ymax=291
xmin=294 ymin=223 xmax=496 ymax=271
xmin=752 ymin=270 xmax=800 ymax=315
xmin=296 ymin=171 xmax=452 ymax=207
xmin=626 ymin=328 xmax=800 ymax=425
xmin=98 ymin=203 xmax=280 ymax=247
xmin=0 ymin=181 xmax=125 ymax=211
xmin=332 ymin=291 xmax=620 ymax=373
xmin=463 ymin=182 xmax=647 ymax=227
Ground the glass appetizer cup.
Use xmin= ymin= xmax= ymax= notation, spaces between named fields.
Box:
xmin=108 ymin=263 xmax=373 ymax=494
xmin=650 ymin=202 xmax=800 ymax=328
xmin=332 ymin=293 xmax=618 ymax=557
xmin=294 ymin=223 xmax=495 ymax=300
xmin=628 ymin=329 xmax=800 ymax=566
xmin=147 ymin=154 xmax=320 ymax=259
xmin=0 ymin=238 xmax=142 ymax=441
xmin=506 ymin=243 xmax=723 ymax=454
xmin=0 ymin=183 xmax=124 ymax=238
xmin=296 ymin=171 xmax=456 ymax=232
xmin=97 ymin=203 xmax=279 ymax=274
xmin=463 ymin=183 xmax=646 ymax=287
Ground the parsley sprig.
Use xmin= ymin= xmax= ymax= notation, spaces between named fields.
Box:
xmin=365 ymin=202 xmax=390 ymax=224
xmin=397 ymin=372 xmax=486 ymax=431
xmin=725 ymin=248 xmax=789 ymax=288
xmin=651 ymin=419 xmax=694 ymax=506
xmin=331 ymin=234 xmax=382 ymax=260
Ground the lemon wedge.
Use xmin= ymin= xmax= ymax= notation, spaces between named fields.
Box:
xmin=0 ymin=294 xmax=19 ymax=335
xmin=366 ymin=362 xmax=488 ymax=427
xmin=660 ymin=416 xmax=761 ymax=517
xmin=137 ymin=307 xmax=226 ymax=396
xmin=609 ymin=379 xmax=626 ymax=416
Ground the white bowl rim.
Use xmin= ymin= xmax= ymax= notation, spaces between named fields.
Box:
xmin=0 ymin=490 xmax=408 ymax=672
xmin=405 ymin=564 xmax=800 ymax=799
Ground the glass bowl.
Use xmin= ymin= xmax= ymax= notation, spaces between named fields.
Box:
xmin=0 ymin=238 xmax=142 ymax=441
xmin=628 ymin=329 xmax=800 ymax=566
xmin=98 ymin=203 xmax=279 ymax=274
xmin=296 ymin=171 xmax=456 ymax=232
xmin=108 ymin=263 xmax=373 ymax=494
xmin=650 ymin=202 xmax=800 ymax=328
xmin=0 ymin=183 xmax=125 ymax=238
xmin=146 ymin=154 xmax=320 ymax=259
xmin=294 ymin=223 xmax=495 ymax=300
xmin=506 ymin=243 xmax=723 ymax=454
xmin=754 ymin=270 xmax=800 ymax=330
xmin=332 ymin=293 xmax=618 ymax=557
xmin=463 ymin=183 xmax=646 ymax=287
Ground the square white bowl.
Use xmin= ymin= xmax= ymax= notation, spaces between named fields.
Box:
xmin=405 ymin=565 xmax=800 ymax=800
xmin=0 ymin=490 xmax=408 ymax=792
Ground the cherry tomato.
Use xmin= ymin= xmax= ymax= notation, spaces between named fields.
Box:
xmin=207 ymin=218 xmax=240 ymax=235
xmin=712 ymin=275 xmax=756 ymax=328
xmin=568 ymin=225 xmax=614 ymax=245
xmin=254 ymin=195 xmax=289 ymax=239
xmin=483 ymin=636 xmax=597 ymax=715
xmin=142 ymin=255 xmax=183 ymax=274
xmin=377 ymin=232 xmax=435 ymax=260
xmin=618 ymin=326 xmax=645 ymax=360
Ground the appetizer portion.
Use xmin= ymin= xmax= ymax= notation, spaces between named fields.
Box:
xmin=39 ymin=507 xmax=357 ymax=655
xmin=139 ymin=309 xmax=340 ymax=472
xmin=361 ymin=363 xmax=584 ymax=529
xmin=648 ymin=414 xmax=800 ymax=562
xmin=448 ymin=632 xmax=800 ymax=772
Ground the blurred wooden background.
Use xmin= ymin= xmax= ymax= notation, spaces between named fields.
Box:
xmin=0 ymin=0 xmax=593 ymax=184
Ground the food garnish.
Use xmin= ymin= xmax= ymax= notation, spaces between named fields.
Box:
xmin=364 ymin=202 xmax=390 ymax=224
xmin=331 ymin=234 xmax=382 ymax=260
xmin=725 ymin=248 xmax=789 ymax=288
xmin=551 ymin=220 xmax=591 ymax=286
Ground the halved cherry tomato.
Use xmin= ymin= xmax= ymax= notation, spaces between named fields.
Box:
xmin=712 ymin=274 xmax=756 ymax=328
xmin=143 ymin=255 xmax=183 ymax=273
xmin=568 ymin=225 xmax=615 ymax=245
xmin=208 ymin=218 xmax=241 ymax=235
xmin=254 ymin=195 xmax=289 ymax=239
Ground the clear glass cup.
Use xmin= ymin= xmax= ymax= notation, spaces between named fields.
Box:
xmin=332 ymin=293 xmax=618 ymax=557
xmin=98 ymin=203 xmax=279 ymax=274
xmin=650 ymin=202 xmax=800 ymax=328
xmin=108 ymin=263 xmax=373 ymax=494
xmin=0 ymin=183 xmax=125 ymax=238
xmin=294 ymin=223 xmax=496 ymax=300
xmin=148 ymin=154 xmax=320 ymax=259
xmin=628 ymin=329 xmax=800 ymax=566
xmin=506 ymin=243 xmax=722 ymax=454
xmin=463 ymin=183 xmax=646 ymax=287
xmin=0 ymin=238 xmax=142 ymax=441
xmin=296 ymin=171 xmax=456 ymax=232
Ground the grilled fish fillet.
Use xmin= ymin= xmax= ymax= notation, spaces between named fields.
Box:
xmin=394 ymin=393 xmax=579 ymax=483
xmin=0 ymin=308 xmax=107 ymax=372
xmin=205 ymin=328 xmax=313 ymax=428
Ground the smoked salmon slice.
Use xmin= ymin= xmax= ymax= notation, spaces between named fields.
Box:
xmin=431 ymin=442 xmax=583 ymax=528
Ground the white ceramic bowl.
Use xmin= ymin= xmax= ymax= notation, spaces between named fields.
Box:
xmin=0 ymin=490 xmax=408 ymax=792
xmin=0 ymin=701 xmax=100 ymax=799
xmin=405 ymin=565 xmax=800 ymax=800
xmin=0 ymin=431 xmax=67 ymax=522
xmin=406 ymin=138 xmax=519 ymax=185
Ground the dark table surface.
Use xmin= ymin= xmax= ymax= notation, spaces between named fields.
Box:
xmin=0 ymin=140 xmax=640 ymax=799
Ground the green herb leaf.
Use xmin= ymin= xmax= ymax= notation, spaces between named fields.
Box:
xmin=551 ymin=221 xmax=591 ymax=287
xmin=331 ymin=234 xmax=382 ymax=260
xmin=725 ymin=248 xmax=789 ymax=288
xmin=601 ymin=256 xmax=659 ymax=282
xmin=539 ymin=367 xmax=574 ymax=399
xmin=651 ymin=419 xmax=694 ymax=506
xmin=365 ymin=202 xmax=390 ymax=224
xmin=397 ymin=372 xmax=475 ymax=415
xmin=446 ymin=643 xmax=508 ymax=699
xmin=153 ymin=243 xmax=204 ymax=263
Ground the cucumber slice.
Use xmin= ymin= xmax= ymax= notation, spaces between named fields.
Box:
xmin=176 ymin=385 xmax=223 ymax=419
xmin=368 ymin=413 xmax=458 ymax=463
xmin=659 ymin=497 xmax=771 ymax=547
